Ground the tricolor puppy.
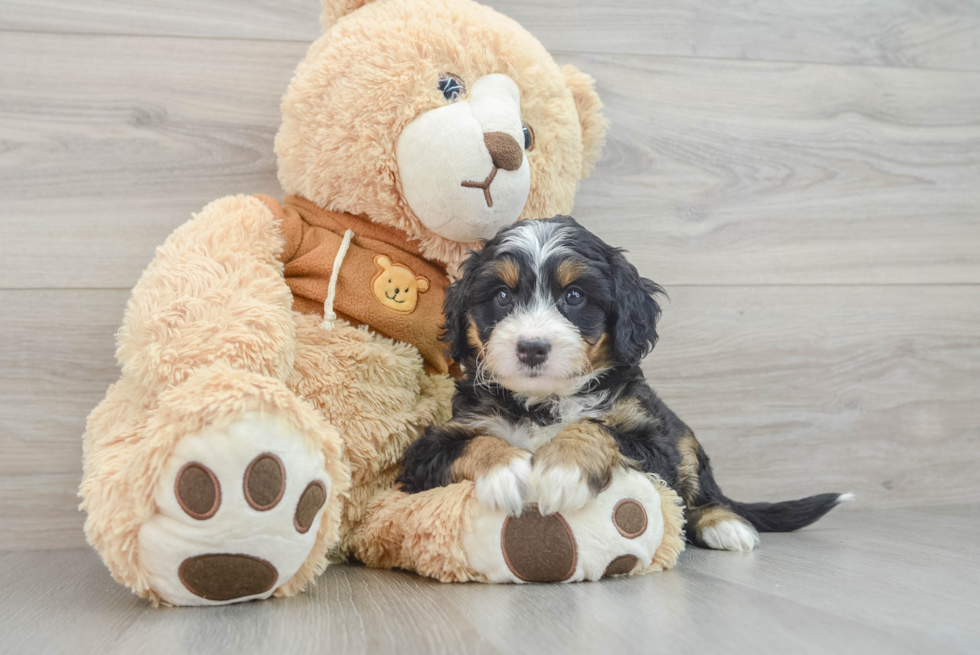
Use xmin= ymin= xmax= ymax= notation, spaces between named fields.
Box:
xmin=398 ymin=216 xmax=848 ymax=551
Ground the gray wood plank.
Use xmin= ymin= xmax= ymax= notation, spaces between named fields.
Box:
xmin=2 ymin=33 xmax=979 ymax=289
xmin=2 ymin=0 xmax=979 ymax=71
xmin=0 ymin=33 xmax=291 ymax=290
xmin=1 ymin=507 xmax=977 ymax=655
xmin=2 ymin=286 xmax=977 ymax=549
xmin=576 ymin=53 xmax=980 ymax=286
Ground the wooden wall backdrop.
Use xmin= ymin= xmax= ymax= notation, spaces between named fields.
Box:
xmin=1 ymin=1 xmax=978 ymax=550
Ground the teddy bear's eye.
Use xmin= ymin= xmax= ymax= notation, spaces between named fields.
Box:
xmin=438 ymin=73 xmax=465 ymax=103
xmin=522 ymin=122 xmax=534 ymax=151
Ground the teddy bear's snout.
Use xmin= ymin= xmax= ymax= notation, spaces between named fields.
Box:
xmin=396 ymin=73 xmax=531 ymax=242
xmin=483 ymin=132 xmax=522 ymax=172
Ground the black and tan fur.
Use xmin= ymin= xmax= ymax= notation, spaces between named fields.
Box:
xmin=398 ymin=216 xmax=845 ymax=549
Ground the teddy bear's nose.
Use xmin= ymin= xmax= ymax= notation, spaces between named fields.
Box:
xmin=483 ymin=132 xmax=523 ymax=171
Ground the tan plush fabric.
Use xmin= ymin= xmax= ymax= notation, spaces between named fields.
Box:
xmin=643 ymin=474 xmax=687 ymax=573
xmin=81 ymin=196 xmax=350 ymax=604
xmin=351 ymin=483 xmax=486 ymax=583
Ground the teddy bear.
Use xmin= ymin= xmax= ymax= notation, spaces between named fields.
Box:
xmin=80 ymin=0 xmax=684 ymax=606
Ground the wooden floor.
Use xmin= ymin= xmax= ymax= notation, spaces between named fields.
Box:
xmin=2 ymin=507 xmax=978 ymax=655
xmin=1 ymin=0 xmax=979 ymax=651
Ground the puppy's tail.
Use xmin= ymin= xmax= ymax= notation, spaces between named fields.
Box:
xmin=729 ymin=492 xmax=853 ymax=533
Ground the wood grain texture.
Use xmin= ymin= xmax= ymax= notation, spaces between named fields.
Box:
xmin=573 ymin=53 xmax=980 ymax=286
xmin=2 ymin=507 xmax=978 ymax=654
xmin=0 ymin=32 xmax=293 ymax=290
xmin=2 ymin=286 xmax=977 ymax=549
xmin=2 ymin=33 xmax=979 ymax=289
xmin=3 ymin=0 xmax=979 ymax=71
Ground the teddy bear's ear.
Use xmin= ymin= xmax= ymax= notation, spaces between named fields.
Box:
xmin=320 ymin=0 xmax=377 ymax=30
xmin=375 ymin=254 xmax=392 ymax=270
xmin=416 ymin=277 xmax=430 ymax=293
xmin=560 ymin=64 xmax=609 ymax=178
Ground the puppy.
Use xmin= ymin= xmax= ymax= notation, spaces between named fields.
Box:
xmin=398 ymin=216 xmax=847 ymax=551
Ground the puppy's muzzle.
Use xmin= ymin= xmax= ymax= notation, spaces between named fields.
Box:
xmin=516 ymin=338 xmax=551 ymax=368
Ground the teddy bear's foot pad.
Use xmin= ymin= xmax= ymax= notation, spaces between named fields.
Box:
xmin=178 ymin=554 xmax=278 ymax=602
xmin=501 ymin=506 xmax=577 ymax=582
xmin=465 ymin=468 xmax=667 ymax=583
xmin=139 ymin=413 xmax=331 ymax=606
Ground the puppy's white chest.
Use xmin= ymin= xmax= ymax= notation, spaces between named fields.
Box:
xmin=518 ymin=422 xmax=563 ymax=452
xmin=466 ymin=416 xmax=563 ymax=452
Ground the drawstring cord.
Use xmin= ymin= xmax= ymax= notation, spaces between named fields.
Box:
xmin=320 ymin=229 xmax=355 ymax=330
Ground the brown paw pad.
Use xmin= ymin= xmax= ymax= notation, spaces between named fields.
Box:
xmin=603 ymin=554 xmax=639 ymax=578
xmin=294 ymin=481 xmax=327 ymax=534
xmin=175 ymin=462 xmax=221 ymax=520
xmin=243 ymin=453 xmax=286 ymax=511
xmin=612 ymin=499 xmax=647 ymax=539
xmin=178 ymin=553 xmax=278 ymax=601
xmin=501 ymin=504 xmax=577 ymax=582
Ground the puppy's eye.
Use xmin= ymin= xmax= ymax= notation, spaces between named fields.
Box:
xmin=438 ymin=73 xmax=465 ymax=103
xmin=564 ymin=288 xmax=584 ymax=306
xmin=494 ymin=289 xmax=513 ymax=307
xmin=522 ymin=122 xmax=534 ymax=150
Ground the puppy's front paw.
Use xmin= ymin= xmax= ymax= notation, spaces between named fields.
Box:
xmin=475 ymin=451 xmax=532 ymax=516
xmin=530 ymin=464 xmax=594 ymax=515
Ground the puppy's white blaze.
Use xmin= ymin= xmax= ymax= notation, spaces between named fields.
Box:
xmin=498 ymin=220 xmax=572 ymax=283
xmin=475 ymin=452 xmax=532 ymax=517
xmin=484 ymin=304 xmax=587 ymax=397
xmin=531 ymin=464 xmax=592 ymax=515
xmin=702 ymin=520 xmax=760 ymax=552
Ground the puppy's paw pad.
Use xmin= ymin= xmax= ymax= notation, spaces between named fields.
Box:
xmin=702 ymin=519 xmax=760 ymax=552
xmin=475 ymin=452 xmax=531 ymax=516
xmin=501 ymin=505 xmax=577 ymax=582
xmin=531 ymin=465 xmax=592 ymax=515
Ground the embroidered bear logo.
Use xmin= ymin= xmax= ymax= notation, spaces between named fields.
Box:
xmin=372 ymin=255 xmax=430 ymax=314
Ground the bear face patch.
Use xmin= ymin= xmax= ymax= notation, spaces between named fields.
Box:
xmin=372 ymin=254 xmax=430 ymax=314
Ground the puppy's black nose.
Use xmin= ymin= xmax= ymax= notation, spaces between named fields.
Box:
xmin=516 ymin=339 xmax=551 ymax=367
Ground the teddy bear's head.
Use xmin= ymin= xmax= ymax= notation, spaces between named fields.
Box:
xmin=275 ymin=0 xmax=606 ymax=271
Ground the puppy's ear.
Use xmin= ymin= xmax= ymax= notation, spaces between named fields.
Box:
xmin=441 ymin=252 xmax=480 ymax=363
xmin=611 ymin=251 xmax=665 ymax=366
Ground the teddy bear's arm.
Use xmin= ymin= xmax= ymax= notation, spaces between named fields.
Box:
xmin=114 ymin=195 xmax=298 ymax=391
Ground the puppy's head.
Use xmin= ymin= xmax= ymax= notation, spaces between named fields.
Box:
xmin=444 ymin=216 xmax=664 ymax=398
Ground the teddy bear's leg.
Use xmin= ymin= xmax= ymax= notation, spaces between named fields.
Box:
xmin=133 ymin=364 xmax=348 ymax=606
xmin=81 ymin=195 xmax=349 ymax=605
xmin=352 ymin=469 xmax=685 ymax=584
xmin=467 ymin=469 xmax=685 ymax=582
xmin=351 ymin=481 xmax=485 ymax=582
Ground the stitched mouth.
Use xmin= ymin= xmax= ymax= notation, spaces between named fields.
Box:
xmin=385 ymin=292 xmax=405 ymax=303
xmin=461 ymin=166 xmax=498 ymax=208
